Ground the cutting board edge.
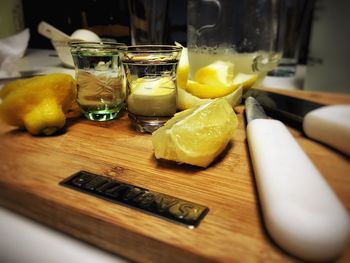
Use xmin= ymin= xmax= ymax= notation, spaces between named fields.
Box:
xmin=0 ymin=183 xmax=219 ymax=263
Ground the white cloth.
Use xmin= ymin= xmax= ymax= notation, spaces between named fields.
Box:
xmin=0 ymin=28 xmax=30 ymax=78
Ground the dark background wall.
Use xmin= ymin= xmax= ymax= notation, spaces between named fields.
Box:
xmin=17 ymin=0 xmax=316 ymax=66
xmin=22 ymin=0 xmax=187 ymax=49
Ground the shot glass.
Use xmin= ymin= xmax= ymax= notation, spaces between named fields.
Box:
xmin=70 ymin=41 xmax=126 ymax=121
xmin=121 ymin=45 xmax=182 ymax=133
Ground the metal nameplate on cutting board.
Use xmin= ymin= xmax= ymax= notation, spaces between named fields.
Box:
xmin=60 ymin=171 xmax=209 ymax=228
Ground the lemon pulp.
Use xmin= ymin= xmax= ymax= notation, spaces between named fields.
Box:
xmin=152 ymin=98 xmax=238 ymax=167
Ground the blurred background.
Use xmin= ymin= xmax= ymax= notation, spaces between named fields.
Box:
xmin=1 ymin=0 xmax=349 ymax=92
xmin=22 ymin=0 xmax=188 ymax=48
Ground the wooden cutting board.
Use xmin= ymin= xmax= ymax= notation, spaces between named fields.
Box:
xmin=0 ymin=88 xmax=349 ymax=262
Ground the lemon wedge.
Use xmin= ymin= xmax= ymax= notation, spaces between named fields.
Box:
xmin=177 ymin=87 xmax=210 ymax=110
xmin=186 ymin=79 xmax=241 ymax=99
xmin=189 ymin=61 xmax=239 ymax=98
xmin=152 ymin=98 xmax=238 ymax=167
xmin=177 ymin=86 xmax=242 ymax=111
xmin=233 ymin=72 xmax=258 ymax=91
xmin=175 ymin=42 xmax=189 ymax=90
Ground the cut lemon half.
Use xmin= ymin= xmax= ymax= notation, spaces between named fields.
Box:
xmin=152 ymin=98 xmax=238 ymax=167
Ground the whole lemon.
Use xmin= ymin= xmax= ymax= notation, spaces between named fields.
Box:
xmin=0 ymin=73 xmax=76 ymax=135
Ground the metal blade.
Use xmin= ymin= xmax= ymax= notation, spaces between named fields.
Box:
xmin=245 ymin=96 xmax=268 ymax=123
xmin=244 ymin=89 xmax=324 ymax=130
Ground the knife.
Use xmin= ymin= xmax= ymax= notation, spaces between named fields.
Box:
xmin=244 ymin=89 xmax=350 ymax=155
xmin=245 ymin=97 xmax=350 ymax=262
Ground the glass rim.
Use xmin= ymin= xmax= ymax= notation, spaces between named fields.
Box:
xmin=68 ymin=40 xmax=127 ymax=49
xmin=123 ymin=45 xmax=182 ymax=53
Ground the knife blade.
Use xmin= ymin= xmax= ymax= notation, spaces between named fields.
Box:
xmin=245 ymin=97 xmax=350 ymax=262
xmin=244 ymin=89 xmax=350 ymax=155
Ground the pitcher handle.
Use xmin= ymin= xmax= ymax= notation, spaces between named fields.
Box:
xmin=196 ymin=0 xmax=222 ymax=35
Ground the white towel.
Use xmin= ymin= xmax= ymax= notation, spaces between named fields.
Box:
xmin=0 ymin=28 xmax=30 ymax=78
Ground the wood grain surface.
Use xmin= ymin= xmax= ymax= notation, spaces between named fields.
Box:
xmin=0 ymin=88 xmax=349 ymax=262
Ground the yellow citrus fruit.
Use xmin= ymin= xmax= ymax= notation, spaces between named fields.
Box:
xmin=0 ymin=73 xmax=76 ymax=135
xmin=175 ymin=42 xmax=189 ymax=90
xmin=195 ymin=60 xmax=234 ymax=88
xmin=177 ymin=85 xmax=242 ymax=111
xmin=186 ymin=79 xmax=241 ymax=99
xmin=152 ymin=98 xmax=238 ymax=167
xmin=189 ymin=60 xmax=238 ymax=98
xmin=223 ymin=86 xmax=243 ymax=108
xmin=177 ymin=87 xmax=211 ymax=110
xmin=232 ymin=72 xmax=258 ymax=91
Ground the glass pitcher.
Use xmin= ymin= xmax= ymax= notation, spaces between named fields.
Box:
xmin=187 ymin=0 xmax=286 ymax=83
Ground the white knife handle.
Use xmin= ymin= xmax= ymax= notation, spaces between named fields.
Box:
xmin=247 ymin=119 xmax=350 ymax=262
xmin=304 ymin=105 xmax=350 ymax=156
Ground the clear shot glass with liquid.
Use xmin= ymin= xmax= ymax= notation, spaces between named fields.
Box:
xmin=70 ymin=41 xmax=126 ymax=121
xmin=121 ymin=45 xmax=182 ymax=133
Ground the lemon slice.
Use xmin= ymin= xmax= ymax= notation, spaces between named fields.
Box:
xmin=152 ymin=98 xmax=238 ymax=167
xmin=175 ymin=42 xmax=189 ymax=90
xmin=177 ymin=85 xmax=242 ymax=111
xmin=128 ymin=76 xmax=176 ymax=116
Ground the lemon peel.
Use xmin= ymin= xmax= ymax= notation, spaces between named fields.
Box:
xmin=175 ymin=42 xmax=189 ymax=90
xmin=194 ymin=60 xmax=234 ymax=89
xmin=177 ymin=85 xmax=242 ymax=111
xmin=186 ymin=79 xmax=241 ymax=99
